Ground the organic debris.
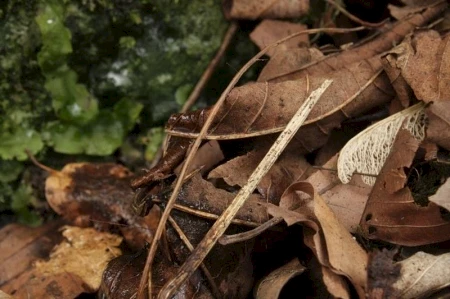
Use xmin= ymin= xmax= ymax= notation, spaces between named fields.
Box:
xmin=3 ymin=1 xmax=450 ymax=298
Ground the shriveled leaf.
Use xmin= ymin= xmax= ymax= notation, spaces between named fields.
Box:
xmin=360 ymin=130 xmax=450 ymax=245
xmin=223 ymin=0 xmax=309 ymax=20
xmin=338 ymin=102 xmax=426 ymax=185
xmin=255 ymin=259 xmax=306 ymax=299
xmin=429 ymin=178 xmax=450 ymax=212
xmin=392 ymin=251 xmax=450 ymax=298
xmin=35 ymin=226 xmax=122 ymax=291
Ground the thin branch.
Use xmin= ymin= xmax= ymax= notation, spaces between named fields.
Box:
xmin=218 ymin=217 xmax=283 ymax=245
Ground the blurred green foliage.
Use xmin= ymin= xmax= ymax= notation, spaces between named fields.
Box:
xmin=0 ymin=0 xmax=228 ymax=224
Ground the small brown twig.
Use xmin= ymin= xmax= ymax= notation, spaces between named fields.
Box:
xmin=218 ymin=217 xmax=283 ymax=245
xmin=326 ymin=0 xmax=388 ymax=28
xmin=312 ymin=166 xmax=378 ymax=178
xmin=137 ymin=26 xmax=365 ymax=299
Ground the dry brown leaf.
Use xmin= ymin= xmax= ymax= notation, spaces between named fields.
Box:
xmin=208 ymin=144 xmax=311 ymax=203
xmin=250 ymin=20 xmax=308 ymax=57
xmin=426 ymin=102 xmax=450 ymax=151
xmin=360 ymin=129 xmax=450 ymax=246
xmin=255 ymin=258 xmax=306 ymax=299
xmin=174 ymin=140 xmax=224 ymax=176
xmin=35 ymin=226 xmax=122 ymax=291
xmin=258 ymin=47 xmax=324 ymax=82
xmin=0 ymin=220 xmax=64 ymax=296
xmin=0 ymin=290 xmax=13 ymax=299
xmin=178 ymin=173 xmax=269 ymax=224
xmin=392 ymin=251 xmax=450 ymax=298
xmin=387 ymin=30 xmax=450 ymax=103
xmin=45 ymin=163 xmax=153 ymax=248
xmin=302 ymin=155 xmax=370 ymax=233
xmin=167 ymin=56 xmax=393 ymax=149
xmin=429 ymin=178 xmax=450 ymax=212
xmin=223 ymin=0 xmax=309 ymax=20
xmin=267 ymin=182 xmax=368 ymax=297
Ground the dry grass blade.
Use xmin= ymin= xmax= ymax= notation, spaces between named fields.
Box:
xmin=337 ymin=102 xmax=427 ymax=185
xmin=158 ymin=79 xmax=333 ymax=298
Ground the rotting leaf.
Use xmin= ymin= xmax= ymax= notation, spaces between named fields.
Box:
xmin=255 ymin=258 xmax=306 ymax=299
xmin=360 ymin=129 xmax=450 ymax=246
xmin=45 ymin=163 xmax=153 ymax=248
xmin=34 ymin=226 xmax=122 ymax=291
xmin=392 ymin=251 xmax=450 ymax=298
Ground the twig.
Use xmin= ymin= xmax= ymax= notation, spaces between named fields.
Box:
xmin=137 ymin=26 xmax=364 ymax=299
xmin=181 ymin=23 xmax=238 ymax=113
xmin=167 ymin=216 xmax=222 ymax=298
xmin=218 ymin=217 xmax=283 ymax=245
xmin=158 ymin=79 xmax=333 ymax=298
xmin=312 ymin=166 xmax=378 ymax=177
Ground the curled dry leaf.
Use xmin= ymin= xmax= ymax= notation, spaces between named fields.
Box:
xmin=255 ymin=258 xmax=306 ymax=299
xmin=223 ymin=0 xmax=309 ymax=20
xmin=266 ymin=182 xmax=368 ymax=298
xmin=360 ymin=129 xmax=450 ymax=246
xmin=303 ymin=154 xmax=370 ymax=232
xmin=34 ymin=226 xmax=122 ymax=291
xmin=250 ymin=20 xmax=308 ymax=57
xmin=45 ymin=162 xmax=153 ymax=248
xmin=392 ymin=251 xmax=450 ymax=298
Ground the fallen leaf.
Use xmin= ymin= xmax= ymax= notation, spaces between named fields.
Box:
xmin=360 ymin=129 xmax=450 ymax=245
xmin=255 ymin=258 xmax=306 ymax=299
xmin=392 ymin=251 xmax=450 ymax=298
xmin=35 ymin=226 xmax=122 ymax=291
xmin=45 ymin=162 xmax=153 ymax=248
xmin=426 ymin=102 xmax=450 ymax=151
xmin=250 ymin=20 xmax=308 ymax=57
xmin=267 ymin=182 xmax=368 ymax=297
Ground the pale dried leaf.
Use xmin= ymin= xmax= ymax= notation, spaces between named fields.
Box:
xmin=35 ymin=226 xmax=122 ymax=291
xmin=338 ymin=102 xmax=426 ymax=185
xmin=393 ymin=251 xmax=450 ymax=298
xmin=255 ymin=259 xmax=306 ymax=299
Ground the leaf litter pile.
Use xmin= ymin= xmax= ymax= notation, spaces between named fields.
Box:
xmin=2 ymin=0 xmax=450 ymax=298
